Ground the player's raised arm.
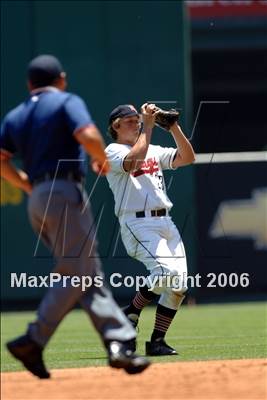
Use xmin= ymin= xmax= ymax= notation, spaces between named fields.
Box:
xmin=121 ymin=104 xmax=157 ymax=172
xmin=169 ymin=123 xmax=195 ymax=168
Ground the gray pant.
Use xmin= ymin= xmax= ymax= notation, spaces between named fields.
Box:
xmin=27 ymin=180 xmax=135 ymax=347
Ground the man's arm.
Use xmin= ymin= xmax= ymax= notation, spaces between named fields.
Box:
xmin=123 ymin=128 xmax=152 ymax=172
xmin=74 ymin=125 xmax=110 ymax=175
xmin=169 ymin=123 xmax=195 ymax=168
xmin=0 ymin=152 xmax=32 ymax=194
xmin=123 ymin=104 xmax=156 ymax=172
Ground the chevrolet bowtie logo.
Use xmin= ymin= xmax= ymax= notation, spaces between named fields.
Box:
xmin=209 ymin=189 xmax=267 ymax=250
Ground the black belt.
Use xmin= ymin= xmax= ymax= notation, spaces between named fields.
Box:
xmin=32 ymin=171 xmax=83 ymax=186
xmin=136 ymin=208 xmax=167 ymax=218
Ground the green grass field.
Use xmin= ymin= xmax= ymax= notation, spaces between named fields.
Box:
xmin=1 ymin=302 xmax=266 ymax=372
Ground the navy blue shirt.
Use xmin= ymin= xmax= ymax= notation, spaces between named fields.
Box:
xmin=0 ymin=87 xmax=94 ymax=182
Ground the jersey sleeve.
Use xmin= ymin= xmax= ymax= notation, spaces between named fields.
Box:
xmin=63 ymin=94 xmax=95 ymax=134
xmin=105 ymin=143 xmax=130 ymax=173
xmin=0 ymin=117 xmax=16 ymax=156
xmin=156 ymin=145 xmax=178 ymax=170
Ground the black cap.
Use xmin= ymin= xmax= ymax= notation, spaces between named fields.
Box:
xmin=27 ymin=55 xmax=64 ymax=87
xmin=109 ymin=104 xmax=138 ymax=125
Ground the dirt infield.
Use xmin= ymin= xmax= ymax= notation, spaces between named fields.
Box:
xmin=1 ymin=359 xmax=266 ymax=400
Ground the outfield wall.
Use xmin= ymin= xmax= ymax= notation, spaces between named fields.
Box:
xmin=194 ymin=153 xmax=267 ymax=302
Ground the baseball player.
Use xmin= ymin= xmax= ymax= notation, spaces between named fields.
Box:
xmin=105 ymin=103 xmax=195 ymax=355
xmin=0 ymin=55 xmax=150 ymax=378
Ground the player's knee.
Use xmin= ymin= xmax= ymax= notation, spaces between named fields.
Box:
xmin=146 ymin=266 xmax=169 ymax=295
xmin=159 ymin=290 xmax=185 ymax=310
xmin=173 ymin=282 xmax=188 ymax=295
xmin=168 ymin=270 xmax=188 ymax=294
xmin=146 ymin=266 xmax=188 ymax=295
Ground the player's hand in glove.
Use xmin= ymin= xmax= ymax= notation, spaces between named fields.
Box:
xmin=153 ymin=106 xmax=180 ymax=131
xmin=141 ymin=103 xmax=159 ymax=129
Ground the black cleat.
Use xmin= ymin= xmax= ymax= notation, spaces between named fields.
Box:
xmin=145 ymin=338 xmax=178 ymax=356
xmin=107 ymin=341 xmax=150 ymax=374
xmin=6 ymin=334 xmax=50 ymax=379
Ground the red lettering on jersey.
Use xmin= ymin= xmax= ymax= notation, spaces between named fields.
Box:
xmin=132 ymin=157 xmax=159 ymax=177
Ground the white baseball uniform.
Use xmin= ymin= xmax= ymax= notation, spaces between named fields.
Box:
xmin=105 ymin=142 xmax=188 ymax=309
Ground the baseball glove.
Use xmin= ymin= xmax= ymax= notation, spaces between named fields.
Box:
xmin=154 ymin=107 xmax=180 ymax=131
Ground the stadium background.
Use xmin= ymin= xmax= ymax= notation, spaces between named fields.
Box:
xmin=1 ymin=0 xmax=267 ymax=308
